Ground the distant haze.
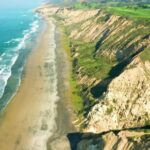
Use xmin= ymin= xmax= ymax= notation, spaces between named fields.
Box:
xmin=1 ymin=0 xmax=149 ymax=9
xmin=0 ymin=0 xmax=46 ymax=9
xmin=47 ymin=0 xmax=150 ymax=4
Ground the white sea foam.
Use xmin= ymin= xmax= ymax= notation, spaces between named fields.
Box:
xmin=0 ymin=19 xmax=40 ymax=100
xmin=5 ymin=38 xmax=21 ymax=44
xmin=17 ymin=20 xmax=39 ymax=50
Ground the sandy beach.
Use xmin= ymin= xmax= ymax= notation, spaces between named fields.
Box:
xmin=0 ymin=17 xmax=75 ymax=150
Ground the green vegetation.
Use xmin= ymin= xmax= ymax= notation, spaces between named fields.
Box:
xmin=52 ymin=14 xmax=64 ymax=21
xmin=73 ymin=2 xmax=102 ymax=10
xmin=60 ymin=26 xmax=71 ymax=58
xmin=70 ymin=77 xmax=84 ymax=114
xmin=57 ymin=1 xmax=150 ymax=115
xmin=72 ymin=1 xmax=129 ymax=10
xmin=96 ymin=15 xmax=110 ymax=23
xmin=60 ymin=24 xmax=115 ymax=115
xmin=72 ymin=2 xmax=150 ymax=21
xmin=97 ymin=22 xmax=150 ymax=61
xmin=106 ymin=106 xmax=113 ymax=115
xmin=60 ymin=27 xmax=115 ymax=114
xmin=72 ymin=40 xmax=115 ymax=79
xmin=106 ymin=6 xmax=150 ymax=20
xmin=72 ymin=1 xmax=150 ymax=10
xmin=140 ymin=47 xmax=150 ymax=61
xmin=60 ymin=26 xmax=84 ymax=115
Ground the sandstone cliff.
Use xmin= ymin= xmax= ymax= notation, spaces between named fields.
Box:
xmin=37 ymin=5 xmax=150 ymax=149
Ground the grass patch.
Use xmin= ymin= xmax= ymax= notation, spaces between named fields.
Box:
xmin=72 ymin=1 xmax=138 ymax=10
xmin=140 ymin=47 xmax=150 ymax=61
xmin=70 ymin=77 xmax=84 ymax=114
xmin=96 ymin=15 xmax=111 ymax=23
xmin=60 ymin=25 xmax=71 ymax=59
xmin=52 ymin=14 xmax=65 ymax=21
xmin=106 ymin=6 xmax=150 ymax=21
xmin=73 ymin=41 xmax=116 ymax=79
xmin=59 ymin=26 xmax=84 ymax=115
xmin=72 ymin=2 xmax=150 ymax=21
xmin=59 ymin=28 xmax=115 ymax=114
xmin=73 ymin=2 xmax=102 ymax=10
xmin=106 ymin=106 xmax=113 ymax=115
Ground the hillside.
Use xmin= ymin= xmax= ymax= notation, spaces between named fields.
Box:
xmin=78 ymin=0 xmax=150 ymax=5
xmin=37 ymin=4 xmax=150 ymax=150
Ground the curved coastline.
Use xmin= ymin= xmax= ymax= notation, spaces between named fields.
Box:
xmin=0 ymin=14 xmax=43 ymax=112
xmin=0 ymin=14 xmax=75 ymax=150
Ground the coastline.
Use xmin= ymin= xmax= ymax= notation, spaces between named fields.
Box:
xmin=0 ymin=14 xmax=42 ymax=112
xmin=0 ymin=15 xmax=75 ymax=150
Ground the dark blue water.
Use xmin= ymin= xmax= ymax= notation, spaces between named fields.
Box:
xmin=0 ymin=9 xmax=43 ymax=111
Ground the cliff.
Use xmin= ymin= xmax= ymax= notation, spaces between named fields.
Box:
xmin=37 ymin=5 xmax=150 ymax=149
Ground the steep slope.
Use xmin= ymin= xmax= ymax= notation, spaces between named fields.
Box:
xmin=37 ymin=5 xmax=150 ymax=149
xmin=85 ymin=58 xmax=150 ymax=132
xmin=50 ymin=7 xmax=150 ymax=132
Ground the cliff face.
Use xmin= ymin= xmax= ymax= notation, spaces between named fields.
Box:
xmin=37 ymin=5 xmax=150 ymax=149
xmin=85 ymin=59 xmax=150 ymax=132
xmin=48 ymin=7 xmax=150 ymax=132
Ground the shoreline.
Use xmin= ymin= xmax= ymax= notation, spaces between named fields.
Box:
xmin=0 ymin=15 xmax=75 ymax=150
xmin=0 ymin=15 xmax=42 ymax=113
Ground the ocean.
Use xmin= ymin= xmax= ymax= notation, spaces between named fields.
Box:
xmin=0 ymin=8 xmax=43 ymax=111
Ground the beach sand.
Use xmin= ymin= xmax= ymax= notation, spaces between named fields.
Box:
xmin=0 ymin=18 xmax=75 ymax=150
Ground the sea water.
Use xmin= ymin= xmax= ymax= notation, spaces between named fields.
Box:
xmin=0 ymin=8 xmax=43 ymax=111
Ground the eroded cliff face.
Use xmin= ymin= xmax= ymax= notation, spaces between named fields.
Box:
xmin=85 ymin=58 xmax=150 ymax=133
xmin=48 ymin=6 xmax=150 ymax=131
xmin=37 ymin=5 xmax=150 ymax=149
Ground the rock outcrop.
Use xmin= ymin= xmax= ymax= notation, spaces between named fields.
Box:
xmin=85 ymin=58 xmax=150 ymax=132
xmin=76 ymin=130 xmax=150 ymax=150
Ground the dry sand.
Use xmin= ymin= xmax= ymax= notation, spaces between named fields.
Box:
xmin=0 ymin=18 xmax=75 ymax=150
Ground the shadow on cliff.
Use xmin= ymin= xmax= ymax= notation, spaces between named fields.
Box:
xmin=93 ymin=29 xmax=110 ymax=58
xmin=91 ymin=48 xmax=145 ymax=99
xmin=67 ymin=132 xmax=106 ymax=150
xmin=67 ymin=125 xmax=150 ymax=150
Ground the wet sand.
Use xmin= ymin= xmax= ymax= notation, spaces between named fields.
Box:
xmin=0 ymin=17 xmax=75 ymax=150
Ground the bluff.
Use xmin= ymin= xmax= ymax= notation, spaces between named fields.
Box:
xmin=37 ymin=5 xmax=150 ymax=149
